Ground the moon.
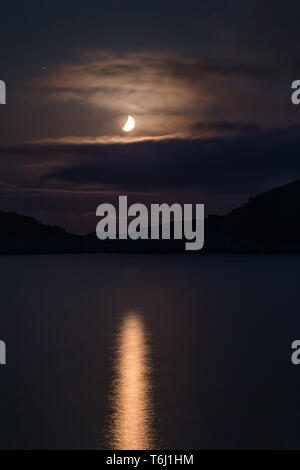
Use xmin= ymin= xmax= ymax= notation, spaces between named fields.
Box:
xmin=122 ymin=115 xmax=135 ymax=132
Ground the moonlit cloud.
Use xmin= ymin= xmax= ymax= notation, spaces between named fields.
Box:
xmin=30 ymin=51 xmax=274 ymax=143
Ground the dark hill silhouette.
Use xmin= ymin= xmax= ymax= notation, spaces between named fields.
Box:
xmin=0 ymin=211 xmax=82 ymax=254
xmin=0 ymin=211 xmax=78 ymax=241
xmin=205 ymin=179 xmax=300 ymax=252
xmin=1 ymin=179 xmax=300 ymax=253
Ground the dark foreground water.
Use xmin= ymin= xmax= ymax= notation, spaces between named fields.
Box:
xmin=1 ymin=254 xmax=300 ymax=450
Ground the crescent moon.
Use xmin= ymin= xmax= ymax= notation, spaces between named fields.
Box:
xmin=122 ymin=115 xmax=135 ymax=132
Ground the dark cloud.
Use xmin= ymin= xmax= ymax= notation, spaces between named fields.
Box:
xmin=0 ymin=123 xmax=299 ymax=232
xmin=38 ymin=125 xmax=300 ymax=195
xmin=0 ymin=123 xmax=298 ymax=196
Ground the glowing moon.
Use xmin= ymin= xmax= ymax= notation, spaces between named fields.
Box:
xmin=122 ymin=115 xmax=135 ymax=132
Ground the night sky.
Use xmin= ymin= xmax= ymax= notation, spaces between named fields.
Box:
xmin=0 ymin=0 xmax=300 ymax=233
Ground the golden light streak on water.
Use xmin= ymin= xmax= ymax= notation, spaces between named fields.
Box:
xmin=107 ymin=312 xmax=155 ymax=450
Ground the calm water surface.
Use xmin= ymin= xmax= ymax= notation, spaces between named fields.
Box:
xmin=106 ymin=312 xmax=155 ymax=450
xmin=0 ymin=254 xmax=300 ymax=449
